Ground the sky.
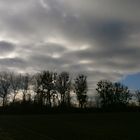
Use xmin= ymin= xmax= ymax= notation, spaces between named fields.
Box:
xmin=0 ymin=0 xmax=140 ymax=93
xmin=120 ymin=73 xmax=140 ymax=90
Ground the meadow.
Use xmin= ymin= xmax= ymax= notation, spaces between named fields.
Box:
xmin=0 ymin=112 xmax=139 ymax=140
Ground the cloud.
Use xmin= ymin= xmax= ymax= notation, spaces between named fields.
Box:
xmin=0 ymin=0 xmax=139 ymax=93
xmin=0 ymin=41 xmax=16 ymax=56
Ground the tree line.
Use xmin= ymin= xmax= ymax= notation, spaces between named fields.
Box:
xmin=0 ymin=71 xmax=87 ymax=110
xmin=0 ymin=71 xmax=139 ymax=113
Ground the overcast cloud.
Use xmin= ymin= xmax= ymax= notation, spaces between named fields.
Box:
xmin=0 ymin=0 xmax=140 ymax=93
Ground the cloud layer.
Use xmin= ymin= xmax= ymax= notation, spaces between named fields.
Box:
xmin=0 ymin=0 xmax=140 ymax=93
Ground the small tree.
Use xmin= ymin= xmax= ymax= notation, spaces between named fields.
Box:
xmin=96 ymin=80 xmax=132 ymax=108
xmin=33 ymin=71 xmax=57 ymax=107
xmin=0 ymin=72 xmax=11 ymax=107
xmin=9 ymin=72 xmax=22 ymax=103
xmin=33 ymin=73 xmax=44 ymax=106
xmin=56 ymin=72 xmax=71 ymax=107
xmin=135 ymin=90 xmax=140 ymax=106
xmin=113 ymin=82 xmax=131 ymax=106
xmin=20 ymin=74 xmax=30 ymax=103
xmin=41 ymin=71 xmax=55 ymax=107
xmin=96 ymin=80 xmax=113 ymax=107
xmin=74 ymin=74 xmax=88 ymax=108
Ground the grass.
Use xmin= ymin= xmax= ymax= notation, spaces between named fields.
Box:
xmin=0 ymin=112 xmax=139 ymax=140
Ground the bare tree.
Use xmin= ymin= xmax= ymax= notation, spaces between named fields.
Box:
xmin=9 ymin=72 xmax=22 ymax=103
xmin=20 ymin=74 xmax=30 ymax=102
xmin=0 ymin=72 xmax=11 ymax=107
xmin=113 ymin=82 xmax=131 ymax=105
xmin=33 ymin=71 xmax=57 ymax=107
xmin=135 ymin=90 xmax=140 ymax=106
xmin=74 ymin=74 xmax=88 ymax=108
xmin=56 ymin=72 xmax=71 ymax=107
xmin=96 ymin=80 xmax=132 ymax=108
xmin=41 ymin=71 xmax=55 ymax=107
xmin=96 ymin=80 xmax=113 ymax=107
xmin=33 ymin=73 xmax=44 ymax=105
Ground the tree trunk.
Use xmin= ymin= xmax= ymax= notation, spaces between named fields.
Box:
xmin=13 ymin=91 xmax=18 ymax=103
xmin=2 ymin=97 xmax=7 ymax=107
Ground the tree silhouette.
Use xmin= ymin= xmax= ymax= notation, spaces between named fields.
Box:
xmin=9 ymin=72 xmax=22 ymax=103
xmin=135 ymin=90 xmax=140 ymax=106
xmin=0 ymin=72 xmax=11 ymax=107
xmin=0 ymin=69 xmax=137 ymax=113
xmin=41 ymin=71 xmax=56 ymax=107
xmin=74 ymin=74 xmax=88 ymax=108
xmin=33 ymin=73 xmax=44 ymax=106
xmin=34 ymin=71 xmax=56 ymax=107
xmin=96 ymin=80 xmax=132 ymax=108
xmin=96 ymin=80 xmax=113 ymax=107
xmin=20 ymin=74 xmax=30 ymax=102
xmin=56 ymin=72 xmax=71 ymax=107
xmin=113 ymin=82 xmax=132 ymax=106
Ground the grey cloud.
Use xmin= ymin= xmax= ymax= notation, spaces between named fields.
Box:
xmin=38 ymin=43 xmax=67 ymax=54
xmin=29 ymin=54 xmax=68 ymax=67
xmin=62 ymin=0 xmax=140 ymax=22
xmin=0 ymin=41 xmax=15 ymax=55
xmin=0 ymin=57 xmax=27 ymax=69
xmin=0 ymin=0 xmax=139 ymax=92
xmin=16 ymin=42 xmax=68 ymax=61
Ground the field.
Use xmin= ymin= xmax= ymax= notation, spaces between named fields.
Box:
xmin=0 ymin=113 xmax=139 ymax=140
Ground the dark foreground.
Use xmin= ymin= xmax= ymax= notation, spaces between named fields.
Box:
xmin=0 ymin=113 xmax=139 ymax=140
